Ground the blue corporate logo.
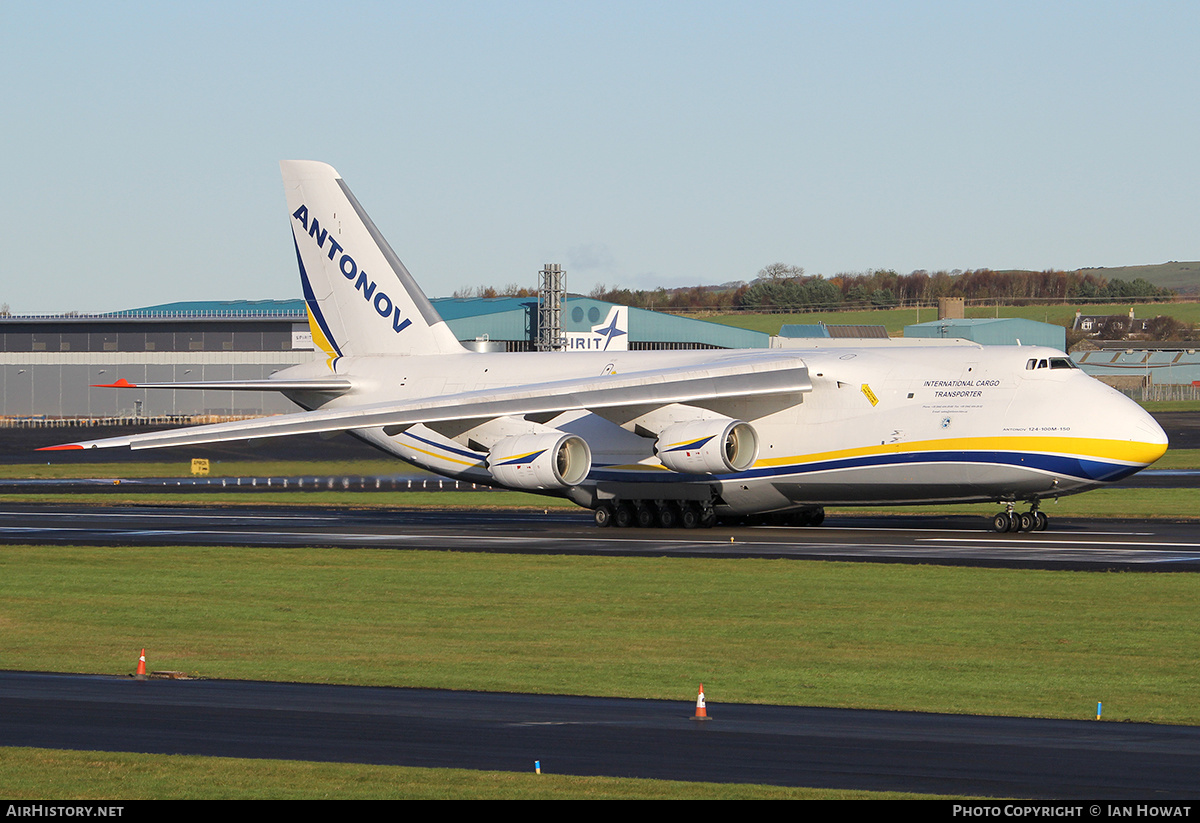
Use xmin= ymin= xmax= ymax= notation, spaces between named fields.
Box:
xmin=292 ymin=205 xmax=412 ymax=334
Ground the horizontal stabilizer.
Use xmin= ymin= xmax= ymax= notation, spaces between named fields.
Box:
xmin=91 ymin=377 xmax=353 ymax=393
xmin=42 ymin=353 xmax=811 ymax=452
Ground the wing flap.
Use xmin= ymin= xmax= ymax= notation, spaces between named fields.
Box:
xmin=43 ymin=354 xmax=811 ymax=452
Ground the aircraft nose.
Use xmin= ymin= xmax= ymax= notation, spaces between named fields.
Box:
xmin=1129 ymin=402 xmax=1169 ymax=464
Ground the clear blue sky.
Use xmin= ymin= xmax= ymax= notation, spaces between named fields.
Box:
xmin=2 ymin=1 xmax=1197 ymax=313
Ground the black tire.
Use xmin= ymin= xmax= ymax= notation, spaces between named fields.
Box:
xmin=680 ymin=503 xmax=700 ymax=529
xmin=635 ymin=505 xmax=655 ymax=529
xmin=657 ymin=504 xmax=678 ymax=529
xmin=594 ymin=506 xmax=613 ymax=528
xmin=992 ymin=512 xmax=1011 ymax=533
xmin=615 ymin=503 xmax=634 ymax=528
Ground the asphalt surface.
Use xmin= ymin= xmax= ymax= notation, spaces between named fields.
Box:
xmin=3 ymin=671 xmax=1198 ymax=798
xmin=0 ymin=503 xmax=1198 ymax=571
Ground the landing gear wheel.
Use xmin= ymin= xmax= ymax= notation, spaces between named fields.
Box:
xmin=635 ymin=504 xmax=655 ymax=529
xmin=992 ymin=512 xmax=1012 ymax=533
xmin=699 ymin=507 xmax=717 ymax=529
xmin=1018 ymin=511 xmax=1036 ymax=532
xmin=680 ymin=503 xmax=700 ymax=529
xmin=614 ymin=503 xmax=634 ymax=528
xmin=657 ymin=504 xmax=678 ymax=529
xmin=1034 ymin=511 xmax=1048 ymax=531
xmin=594 ymin=506 xmax=613 ymax=528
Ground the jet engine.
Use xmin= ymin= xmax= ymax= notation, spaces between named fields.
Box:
xmin=488 ymin=432 xmax=592 ymax=490
xmin=655 ymin=419 xmax=759 ymax=474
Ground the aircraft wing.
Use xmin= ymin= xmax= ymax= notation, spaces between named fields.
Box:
xmin=42 ymin=353 xmax=811 ymax=451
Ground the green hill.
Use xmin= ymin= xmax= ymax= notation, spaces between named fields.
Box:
xmin=1074 ymin=262 xmax=1200 ymax=295
xmin=986 ymin=262 xmax=1200 ymax=295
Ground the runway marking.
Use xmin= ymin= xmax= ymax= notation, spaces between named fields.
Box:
xmin=506 ymin=721 xmax=618 ymax=727
xmin=755 ymin=524 xmax=1158 ymax=537
xmin=920 ymin=537 xmax=1200 ymax=549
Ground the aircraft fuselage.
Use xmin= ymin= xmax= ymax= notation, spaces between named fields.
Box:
xmin=280 ymin=341 xmax=1167 ymax=516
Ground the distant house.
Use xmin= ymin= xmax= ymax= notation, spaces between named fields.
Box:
xmin=1072 ymin=308 xmax=1153 ymax=339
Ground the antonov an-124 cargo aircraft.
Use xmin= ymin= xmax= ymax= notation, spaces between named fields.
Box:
xmin=43 ymin=161 xmax=1169 ymax=532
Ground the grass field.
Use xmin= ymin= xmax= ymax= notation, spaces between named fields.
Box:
xmin=4 ymin=545 xmax=1199 ymax=725
xmin=1140 ymin=400 xmax=1200 ymax=413
xmin=0 ymin=747 xmax=938 ymax=800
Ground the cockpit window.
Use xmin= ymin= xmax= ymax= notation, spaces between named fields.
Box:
xmin=1026 ymin=357 xmax=1077 ymax=371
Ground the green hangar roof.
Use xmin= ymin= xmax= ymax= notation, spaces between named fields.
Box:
xmin=904 ymin=318 xmax=1066 ymax=351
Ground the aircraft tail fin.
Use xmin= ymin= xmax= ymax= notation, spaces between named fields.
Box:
xmin=281 ymin=160 xmax=464 ymax=359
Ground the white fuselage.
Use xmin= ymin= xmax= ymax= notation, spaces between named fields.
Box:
xmin=278 ymin=341 xmax=1168 ymax=515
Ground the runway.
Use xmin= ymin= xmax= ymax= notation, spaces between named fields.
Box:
xmin=2 ymin=670 xmax=1198 ymax=798
xmin=0 ymin=503 xmax=1198 ymax=571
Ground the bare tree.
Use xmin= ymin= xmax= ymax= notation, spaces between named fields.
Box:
xmin=758 ymin=262 xmax=805 ymax=281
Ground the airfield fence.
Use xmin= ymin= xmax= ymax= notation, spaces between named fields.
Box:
xmin=0 ymin=415 xmax=256 ymax=428
xmin=1124 ymin=384 xmax=1200 ymax=403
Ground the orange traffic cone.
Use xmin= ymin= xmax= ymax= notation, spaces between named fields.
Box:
xmin=692 ymin=683 xmax=709 ymax=721
xmin=135 ymin=649 xmax=147 ymax=679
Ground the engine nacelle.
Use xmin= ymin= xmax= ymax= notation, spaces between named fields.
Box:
xmin=656 ymin=419 xmax=759 ymax=474
xmin=488 ymin=432 xmax=592 ymax=490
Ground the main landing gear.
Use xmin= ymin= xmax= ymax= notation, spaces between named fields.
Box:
xmin=990 ymin=503 xmax=1049 ymax=533
xmin=593 ymin=501 xmax=828 ymax=530
xmin=593 ymin=499 xmax=717 ymax=529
